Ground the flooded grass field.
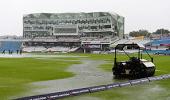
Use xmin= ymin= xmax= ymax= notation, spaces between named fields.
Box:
xmin=0 ymin=53 xmax=170 ymax=100
xmin=62 ymin=54 xmax=170 ymax=100
xmin=0 ymin=54 xmax=81 ymax=99
xmin=62 ymin=79 xmax=170 ymax=100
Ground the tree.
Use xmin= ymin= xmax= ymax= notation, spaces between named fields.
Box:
xmin=129 ymin=29 xmax=150 ymax=37
xmin=153 ymin=29 xmax=170 ymax=34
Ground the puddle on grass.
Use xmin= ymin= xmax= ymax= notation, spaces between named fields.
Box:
xmin=123 ymin=83 xmax=169 ymax=100
xmin=68 ymin=83 xmax=169 ymax=100
xmin=35 ymin=57 xmax=80 ymax=62
xmin=0 ymin=54 xmax=87 ymax=58
xmin=11 ymin=57 xmax=170 ymax=100
xmin=3 ymin=54 xmax=170 ymax=100
xmin=15 ymin=59 xmax=114 ymax=98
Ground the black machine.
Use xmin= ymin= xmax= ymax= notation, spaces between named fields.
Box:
xmin=112 ymin=43 xmax=156 ymax=78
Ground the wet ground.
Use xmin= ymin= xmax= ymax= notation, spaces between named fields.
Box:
xmin=61 ymin=82 xmax=170 ymax=100
xmin=14 ymin=58 xmax=114 ymax=98
xmin=5 ymin=54 xmax=170 ymax=100
xmin=0 ymin=53 xmax=87 ymax=58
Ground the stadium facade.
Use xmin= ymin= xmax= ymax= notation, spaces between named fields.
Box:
xmin=23 ymin=12 xmax=124 ymax=53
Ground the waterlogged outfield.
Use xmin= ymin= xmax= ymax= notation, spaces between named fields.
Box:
xmin=0 ymin=57 xmax=81 ymax=99
xmin=66 ymin=53 xmax=170 ymax=75
xmin=62 ymin=53 xmax=170 ymax=100
xmin=0 ymin=53 xmax=170 ymax=100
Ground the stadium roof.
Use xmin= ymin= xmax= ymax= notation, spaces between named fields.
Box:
xmin=23 ymin=12 xmax=123 ymax=19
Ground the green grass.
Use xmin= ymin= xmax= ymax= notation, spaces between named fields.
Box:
xmin=95 ymin=54 xmax=170 ymax=100
xmin=1 ymin=53 xmax=170 ymax=100
xmin=67 ymin=53 xmax=115 ymax=60
xmin=97 ymin=54 xmax=170 ymax=75
xmin=65 ymin=53 xmax=170 ymax=76
xmin=61 ymin=53 xmax=170 ymax=100
xmin=63 ymin=79 xmax=170 ymax=100
xmin=0 ymin=57 xmax=81 ymax=99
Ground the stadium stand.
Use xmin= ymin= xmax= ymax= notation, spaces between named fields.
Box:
xmin=68 ymin=47 xmax=80 ymax=52
xmin=111 ymin=39 xmax=129 ymax=47
xmin=151 ymin=39 xmax=170 ymax=46
xmin=22 ymin=47 xmax=35 ymax=52
xmin=0 ymin=41 xmax=22 ymax=53
xmin=33 ymin=46 xmax=47 ymax=52
xmin=22 ymin=12 xmax=124 ymax=53
xmin=46 ymin=46 xmax=70 ymax=52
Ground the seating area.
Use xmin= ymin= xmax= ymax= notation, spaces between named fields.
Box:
xmin=155 ymin=50 xmax=170 ymax=55
xmin=23 ymin=46 xmax=79 ymax=53
xmin=68 ymin=47 xmax=79 ymax=52
xmin=151 ymin=39 xmax=170 ymax=46
xmin=81 ymin=36 xmax=111 ymax=42
xmin=22 ymin=47 xmax=35 ymax=52
xmin=31 ymin=36 xmax=80 ymax=42
xmin=0 ymin=41 xmax=22 ymax=52
xmin=34 ymin=46 xmax=47 ymax=52
xmin=46 ymin=47 xmax=70 ymax=52
xmin=111 ymin=39 xmax=129 ymax=46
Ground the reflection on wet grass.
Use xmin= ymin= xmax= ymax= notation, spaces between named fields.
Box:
xmin=62 ymin=79 xmax=170 ymax=100
xmin=93 ymin=79 xmax=170 ymax=100
xmin=96 ymin=54 xmax=170 ymax=76
xmin=61 ymin=53 xmax=170 ymax=100
xmin=1 ymin=53 xmax=170 ymax=100
xmin=0 ymin=57 xmax=81 ymax=99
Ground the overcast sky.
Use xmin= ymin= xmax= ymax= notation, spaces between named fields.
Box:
xmin=0 ymin=0 xmax=169 ymax=36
